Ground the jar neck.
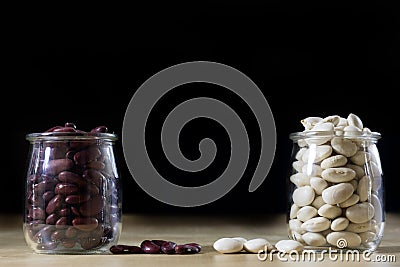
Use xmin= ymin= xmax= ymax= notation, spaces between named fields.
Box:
xmin=26 ymin=132 xmax=118 ymax=143
xmin=289 ymin=130 xmax=381 ymax=142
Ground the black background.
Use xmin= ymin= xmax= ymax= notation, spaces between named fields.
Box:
xmin=3 ymin=2 xmax=399 ymax=215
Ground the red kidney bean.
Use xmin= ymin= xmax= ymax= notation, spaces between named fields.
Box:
xmin=44 ymin=159 xmax=74 ymax=176
xmin=140 ymin=240 xmax=161 ymax=254
xmin=90 ymin=126 xmax=108 ymax=133
xmin=65 ymin=226 xmax=78 ymax=238
xmin=55 ymin=217 xmax=70 ymax=229
xmin=70 ymin=206 xmax=81 ymax=216
xmin=161 ymin=241 xmax=177 ymax=254
xmin=45 ymin=213 xmax=60 ymax=225
xmin=51 ymin=229 xmax=66 ymax=242
xmin=30 ymin=207 xmax=46 ymax=220
xmin=62 ymin=239 xmax=76 ymax=248
xmin=110 ymin=245 xmax=142 ymax=254
xmin=151 ymin=240 xmax=167 ymax=246
xmin=74 ymin=147 xmax=101 ymax=166
xmin=174 ymin=244 xmax=200 ymax=254
xmin=58 ymin=171 xmax=87 ymax=186
xmin=57 ymin=208 xmax=71 ymax=217
xmin=72 ymin=217 xmax=98 ymax=231
xmin=43 ymin=191 xmax=55 ymax=202
xmin=45 ymin=126 xmax=63 ymax=132
xmin=79 ymin=195 xmax=105 ymax=217
xmin=31 ymin=193 xmax=44 ymax=206
xmin=82 ymin=169 xmax=105 ymax=188
xmin=78 ymin=227 xmax=104 ymax=250
xmin=66 ymin=150 xmax=76 ymax=160
xmin=184 ymin=243 xmax=202 ymax=252
xmin=85 ymin=183 xmax=100 ymax=196
xmin=46 ymin=194 xmax=64 ymax=214
xmin=34 ymin=180 xmax=57 ymax=195
xmin=55 ymin=183 xmax=79 ymax=195
xmin=65 ymin=193 xmax=91 ymax=205
xmin=85 ymin=161 xmax=105 ymax=171
xmin=53 ymin=127 xmax=77 ymax=132
xmin=80 ymin=235 xmax=102 ymax=250
xmin=64 ymin=122 xmax=77 ymax=129
xmin=48 ymin=145 xmax=69 ymax=160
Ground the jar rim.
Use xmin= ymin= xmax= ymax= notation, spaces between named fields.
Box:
xmin=289 ymin=130 xmax=381 ymax=141
xmin=25 ymin=132 xmax=118 ymax=141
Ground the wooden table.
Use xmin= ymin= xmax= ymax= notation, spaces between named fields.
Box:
xmin=1 ymin=213 xmax=399 ymax=267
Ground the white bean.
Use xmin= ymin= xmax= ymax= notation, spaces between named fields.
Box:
xmin=296 ymin=147 xmax=307 ymax=161
xmin=346 ymin=202 xmax=375 ymax=223
xmin=302 ymin=232 xmax=327 ymax=246
xmin=346 ymin=222 xmax=373 ymax=233
xmin=310 ymin=177 xmax=328 ymax=195
xmin=350 ymin=179 xmax=358 ymax=190
xmin=297 ymin=206 xmax=318 ymax=221
xmin=301 ymin=117 xmax=323 ymax=130
xmin=350 ymin=151 xmax=371 ymax=166
xmin=318 ymin=204 xmax=342 ymax=219
xmin=290 ymin=219 xmax=306 ymax=234
xmin=346 ymin=164 xmax=365 ymax=179
xmin=231 ymin=237 xmax=248 ymax=244
xmin=321 ymin=167 xmax=356 ymax=183
xmin=339 ymin=194 xmax=360 ymax=208
xmin=243 ymin=238 xmax=273 ymax=253
xmin=275 ymin=240 xmax=304 ymax=253
xmin=331 ymin=217 xmax=350 ymax=231
xmin=357 ymin=176 xmax=369 ymax=202
xmin=290 ymin=173 xmax=310 ymax=187
xmin=312 ymin=195 xmax=326 ymax=209
xmin=302 ymin=164 xmax=323 ymax=177
xmin=322 ymin=183 xmax=354 ymax=205
xmin=302 ymin=145 xmax=332 ymax=163
xmin=371 ymin=194 xmax=383 ymax=223
xmin=213 ymin=238 xmax=243 ymax=253
xmin=322 ymin=115 xmax=340 ymax=126
xmin=292 ymin=160 xmax=304 ymax=173
xmin=344 ymin=125 xmax=362 ymax=134
xmin=321 ymin=155 xmax=347 ymax=169
xmin=337 ymin=117 xmax=348 ymax=127
xmin=331 ymin=137 xmax=358 ymax=157
xmin=347 ymin=113 xmax=363 ymax=129
xmin=326 ymin=231 xmax=361 ymax=248
xmin=290 ymin=204 xmax=300 ymax=219
xmin=301 ymin=217 xmax=331 ymax=232
xmin=293 ymin=186 xmax=315 ymax=207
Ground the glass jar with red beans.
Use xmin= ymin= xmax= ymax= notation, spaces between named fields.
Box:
xmin=23 ymin=123 xmax=122 ymax=254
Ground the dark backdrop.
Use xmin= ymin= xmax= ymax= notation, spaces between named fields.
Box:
xmin=3 ymin=2 xmax=399 ymax=215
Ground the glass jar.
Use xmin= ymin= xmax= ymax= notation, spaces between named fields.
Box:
xmin=23 ymin=132 xmax=122 ymax=254
xmin=286 ymin=131 xmax=384 ymax=251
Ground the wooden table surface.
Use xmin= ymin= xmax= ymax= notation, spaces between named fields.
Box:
xmin=1 ymin=213 xmax=399 ymax=267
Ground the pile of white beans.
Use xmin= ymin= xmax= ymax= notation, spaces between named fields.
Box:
xmin=288 ymin=113 xmax=384 ymax=249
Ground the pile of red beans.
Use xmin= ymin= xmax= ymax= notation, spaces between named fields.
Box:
xmin=24 ymin=123 xmax=121 ymax=251
xmin=110 ymin=240 xmax=202 ymax=254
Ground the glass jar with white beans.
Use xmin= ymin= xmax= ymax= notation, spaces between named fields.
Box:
xmin=286 ymin=114 xmax=384 ymax=252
